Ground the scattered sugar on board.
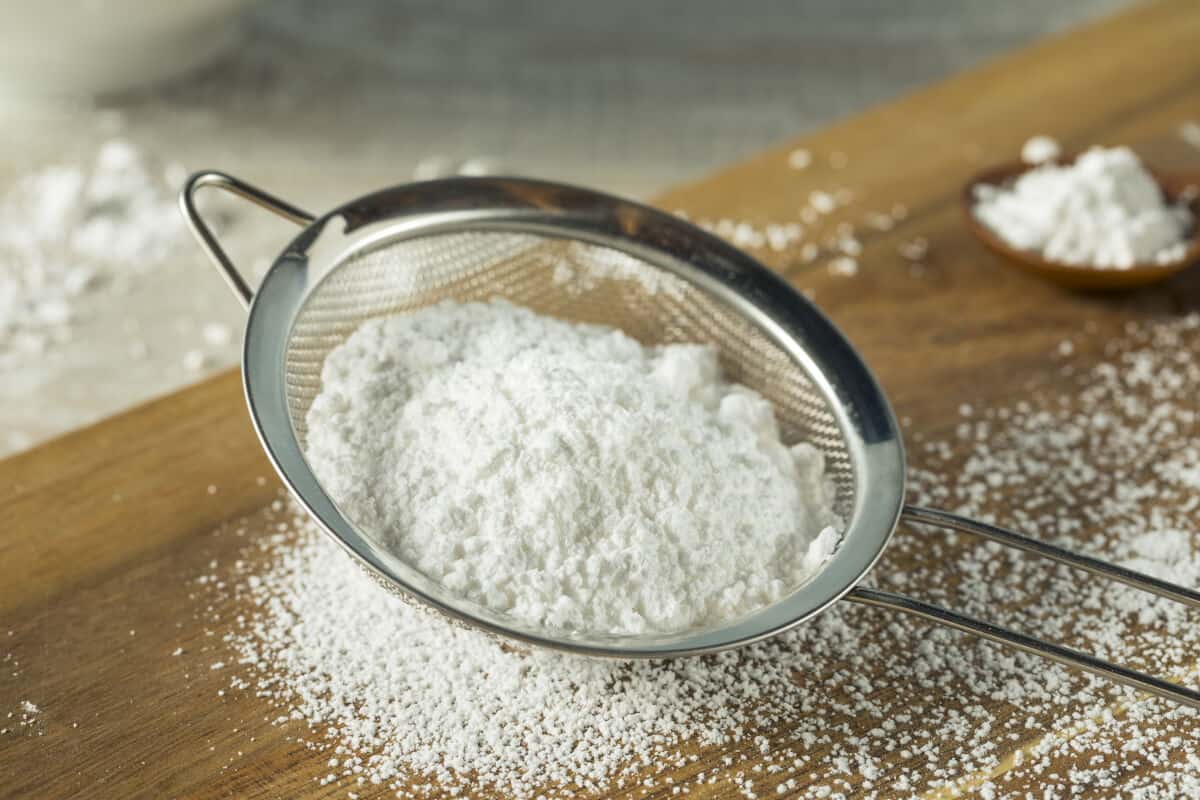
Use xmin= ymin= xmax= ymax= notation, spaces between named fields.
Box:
xmin=669 ymin=146 xmax=933 ymax=283
xmin=203 ymin=314 xmax=1200 ymax=798
xmin=201 ymin=322 xmax=233 ymax=348
xmin=183 ymin=349 xmax=209 ymax=373
xmin=972 ymin=145 xmax=1193 ymax=269
xmin=687 ymin=204 xmax=914 ymax=277
xmin=305 ymin=300 xmax=841 ymax=635
xmin=787 ymin=148 xmax=813 ymax=170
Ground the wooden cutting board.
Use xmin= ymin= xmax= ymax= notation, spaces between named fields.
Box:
xmin=3 ymin=1 xmax=1199 ymax=797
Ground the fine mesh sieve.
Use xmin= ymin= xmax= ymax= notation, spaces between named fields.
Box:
xmin=183 ymin=171 xmax=1200 ymax=708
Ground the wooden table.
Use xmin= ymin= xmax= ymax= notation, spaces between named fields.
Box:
xmin=3 ymin=1 xmax=1199 ymax=796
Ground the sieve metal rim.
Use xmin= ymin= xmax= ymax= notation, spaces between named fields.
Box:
xmin=182 ymin=172 xmax=1200 ymax=712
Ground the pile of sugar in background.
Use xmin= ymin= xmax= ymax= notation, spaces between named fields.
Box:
xmin=205 ymin=313 xmax=1200 ymax=798
xmin=0 ymin=138 xmax=248 ymax=458
xmin=972 ymin=144 xmax=1194 ymax=269
xmin=305 ymin=300 xmax=841 ymax=635
xmin=0 ymin=136 xmax=509 ymax=460
xmin=0 ymin=140 xmax=183 ymax=370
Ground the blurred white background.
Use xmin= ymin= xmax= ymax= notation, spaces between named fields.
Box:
xmin=0 ymin=0 xmax=1127 ymax=456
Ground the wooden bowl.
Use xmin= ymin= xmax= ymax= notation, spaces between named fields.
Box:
xmin=963 ymin=159 xmax=1200 ymax=291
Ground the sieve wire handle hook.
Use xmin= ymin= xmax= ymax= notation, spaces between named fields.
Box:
xmin=845 ymin=505 xmax=1200 ymax=709
xmin=179 ymin=171 xmax=316 ymax=309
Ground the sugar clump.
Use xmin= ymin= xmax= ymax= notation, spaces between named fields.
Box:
xmin=1020 ymin=134 xmax=1061 ymax=165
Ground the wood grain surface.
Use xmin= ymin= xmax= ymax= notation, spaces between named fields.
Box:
xmin=3 ymin=1 xmax=1200 ymax=797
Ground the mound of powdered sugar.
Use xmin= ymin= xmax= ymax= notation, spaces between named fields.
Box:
xmin=304 ymin=299 xmax=841 ymax=635
xmin=972 ymin=145 xmax=1193 ymax=269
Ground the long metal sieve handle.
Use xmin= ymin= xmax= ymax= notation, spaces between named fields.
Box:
xmin=902 ymin=506 xmax=1200 ymax=607
xmin=844 ymin=504 xmax=1200 ymax=709
xmin=179 ymin=171 xmax=315 ymax=309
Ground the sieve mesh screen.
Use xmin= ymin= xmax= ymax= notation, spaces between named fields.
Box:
xmin=284 ymin=231 xmax=854 ymax=520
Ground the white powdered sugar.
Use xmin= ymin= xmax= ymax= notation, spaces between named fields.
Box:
xmin=972 ymin=145 xmax=1193 ymax=269
xmin=1019 ymin=134 xmax=1061 ymax=165
xmin=0 ymin=140 xmax=183 ymax=367
xmin=205 ymin=313 xmax=1200 ymax=798
xmin=304 ymin=300 xmax=841 ymax=635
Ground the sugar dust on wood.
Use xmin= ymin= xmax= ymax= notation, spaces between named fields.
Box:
xmin=200 ymin=313 xmax=1200 ymax=799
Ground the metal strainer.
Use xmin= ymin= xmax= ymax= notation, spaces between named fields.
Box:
xmin=182 ymin=171 xmax=1200 ymax=708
